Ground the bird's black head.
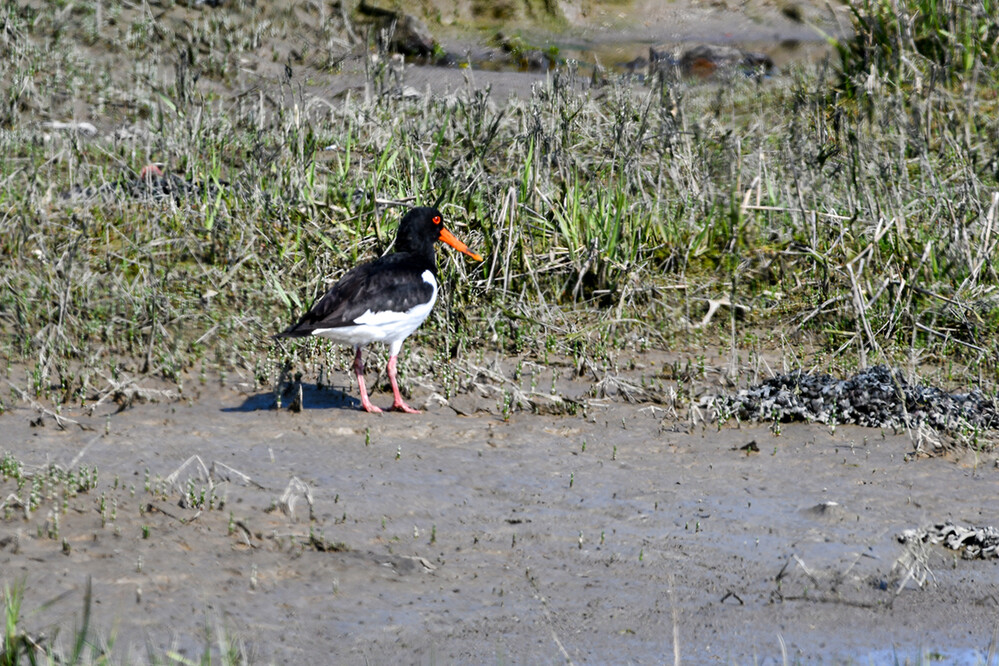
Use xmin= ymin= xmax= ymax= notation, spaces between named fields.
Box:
xmin=395 ymin=207 xmax=482 ymax=261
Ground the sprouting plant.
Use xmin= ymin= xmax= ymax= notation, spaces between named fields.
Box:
xmin=501 ymin=390 xmax=513 ymax=421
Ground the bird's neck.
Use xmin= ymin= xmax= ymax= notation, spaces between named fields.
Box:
xmin=394 ymin=246 xmax=437 ymax=272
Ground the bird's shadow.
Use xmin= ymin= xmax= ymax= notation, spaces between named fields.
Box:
xmin=222 ymin=383 xmax=361 ymax=413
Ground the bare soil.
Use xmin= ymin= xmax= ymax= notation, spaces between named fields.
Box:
xmin=3 ymin=352 xmax=999 ymax=664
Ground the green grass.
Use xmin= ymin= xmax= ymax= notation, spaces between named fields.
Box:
xmin=831 ymin=0 xmax=998 ymax=91
xmin=0 ymin=0 xmax=997 ymax=419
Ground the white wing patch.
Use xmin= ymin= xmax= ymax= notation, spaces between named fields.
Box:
xmin=311 ymin=270 xmax=437 ymax=357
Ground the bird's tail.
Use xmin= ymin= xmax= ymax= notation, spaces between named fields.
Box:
xmin=273 ymin=327 xmax=311 ymax=340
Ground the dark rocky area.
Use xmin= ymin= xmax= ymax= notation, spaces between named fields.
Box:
xmin=899 ymin=523 xmax=999 ymax=559
xmin=712 ymin=365 xmax=999 ymax=433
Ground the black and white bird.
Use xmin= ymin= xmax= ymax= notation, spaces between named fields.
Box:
xmin=276 ymin=207 xmax=482 ymax=413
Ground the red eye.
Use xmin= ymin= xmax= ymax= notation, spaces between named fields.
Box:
xmin=433 ymin=215 xmax=441 ymax=225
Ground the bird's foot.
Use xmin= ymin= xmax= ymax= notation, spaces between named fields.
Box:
xmin=359 ymin=396 xmax=383 ymax=413
xmin=391 ymin=400 xmax=421 ymax=414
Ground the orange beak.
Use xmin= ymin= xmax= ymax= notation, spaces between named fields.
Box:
xmin=439 ymin=226 xmax=483 ymax=261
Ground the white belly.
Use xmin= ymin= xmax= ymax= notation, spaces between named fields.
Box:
xmin=311 ymin=270 xmax=437 ymax=357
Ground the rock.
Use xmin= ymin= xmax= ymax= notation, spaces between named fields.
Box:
xmin=650 ymin=43 xmax=774 ymax=79
xmin=389 ymin=13 xmax=435 ymax=57
xmin=358 ymin=1 xmax=436 ymax=58
xmin=623 ymin=56 xmax=649 ymax=74
xmin=519 ymin=49 xmax=552 ymax=72
xmin=495 ymin=32 xmax=556 ymax=72
xmin=493 ymin=32 xmax=555 ymax=72
xmin=680 ymin=44 xmax=773 ymax=77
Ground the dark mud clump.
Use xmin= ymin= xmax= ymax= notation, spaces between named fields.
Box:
xmin=710 ymin=365 xmax=998 ymax=433
xmin=899 ymin=523 xmax=999 ymax=559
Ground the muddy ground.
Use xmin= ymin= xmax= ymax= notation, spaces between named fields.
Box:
xmin=3 ymin=352 xmax=999 ymax=664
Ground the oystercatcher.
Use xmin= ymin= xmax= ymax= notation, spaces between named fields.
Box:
xmin=277 ymin=207 xmax=482 ymax=413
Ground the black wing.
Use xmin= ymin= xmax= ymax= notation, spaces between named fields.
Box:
xmin=277 ymin=253 xmax=435 ymax=338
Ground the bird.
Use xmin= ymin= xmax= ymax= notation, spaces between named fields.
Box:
xmin=276 ymin=206 xmax=482 ymax=413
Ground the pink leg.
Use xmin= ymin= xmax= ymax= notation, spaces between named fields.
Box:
xmin=387 ymin=355 xmax=420 ymax=414
xmin=353 ymin=348 xmax=382 ymax=413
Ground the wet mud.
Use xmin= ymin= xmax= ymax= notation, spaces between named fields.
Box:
xmin=3 ymin=356 xmax=999 ymax=664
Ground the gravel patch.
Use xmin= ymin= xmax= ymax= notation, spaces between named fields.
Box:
xmin=709 ymin=365 xmax=998 ymax=433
